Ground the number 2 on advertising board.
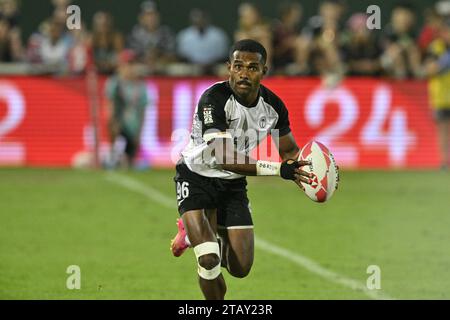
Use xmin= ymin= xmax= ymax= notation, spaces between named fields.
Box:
xmin=0 ymin=82 xmax=25 ymax=164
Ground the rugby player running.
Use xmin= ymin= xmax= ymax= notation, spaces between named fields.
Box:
xmin=171 ymin=39 xmax=312 ymax=300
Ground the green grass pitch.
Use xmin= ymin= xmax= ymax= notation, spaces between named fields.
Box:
xmin=0 ymin=168 xmax=449 ymax=299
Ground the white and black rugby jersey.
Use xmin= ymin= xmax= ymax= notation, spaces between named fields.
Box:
xmin=181 ymin=81 xmax=291 ymax=179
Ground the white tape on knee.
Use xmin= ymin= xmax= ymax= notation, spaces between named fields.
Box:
xmin=194 ymin=242 xmax=221 ymax=280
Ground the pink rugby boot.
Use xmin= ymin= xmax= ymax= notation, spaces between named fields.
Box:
xmin=170 ymin=218 xmax=190 ymax=257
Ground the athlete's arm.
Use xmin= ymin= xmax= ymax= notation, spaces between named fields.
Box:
xmin=196 ymin=89 xmax=310 ymax=183
xmin=277 ymin=132 xmax=300 ymax=161
xmin=210 ymin=136 xmax=311 ymax=184
xmin=212 ymin=136 xmax=257 ymax=175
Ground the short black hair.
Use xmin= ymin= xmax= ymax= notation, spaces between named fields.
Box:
xmin=229 ymin=39 xmax=267 ymax=65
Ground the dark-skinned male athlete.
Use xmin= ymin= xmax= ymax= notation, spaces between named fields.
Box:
xmin=170 ymin=39 xmax=312 ymax=300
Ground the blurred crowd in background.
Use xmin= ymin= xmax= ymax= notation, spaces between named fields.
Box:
xmin=0 ymin=0 xmax=449 ymax=79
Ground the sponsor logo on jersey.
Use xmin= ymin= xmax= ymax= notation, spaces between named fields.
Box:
xmin=203 ymin=105 xmax=214 ymax=125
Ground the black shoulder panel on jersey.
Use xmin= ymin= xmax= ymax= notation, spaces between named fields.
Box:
xmin=200 ymin=81 xmax=232 ymax=107
xmin=197 ymin=82 xmax=233 ymax=135
xmin=259 ymin=84 xmax=291 ymax=137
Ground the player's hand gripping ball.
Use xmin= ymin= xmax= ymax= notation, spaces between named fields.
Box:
xmin=298 ymin=141 xmax=339 ymax=202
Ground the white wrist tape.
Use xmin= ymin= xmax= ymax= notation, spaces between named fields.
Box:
xmin=256 ymin=160 xmax=281 ymax=176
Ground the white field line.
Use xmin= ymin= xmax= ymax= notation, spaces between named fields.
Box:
xmin=105 ymin=171 xmax=393 ymax=300
xmin=254 ymin=237 xmax=392 ymax=300
xmin=105 ymin=172 xmax=175 ymax=208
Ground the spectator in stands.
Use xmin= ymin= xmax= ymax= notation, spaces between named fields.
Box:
xmin=52 ymin=6 xmax=68 ymax=26
xmin=176 ymin=8 xmax=228 ymax=74
xmin=271 ymin=1 xmax=303 ymax=75
xmin=32 ymin=0 xmax=69 ymax=38
xmin=68 ymin=22 xmax=90 ymax=74
xmin=342 ymin=13 xmax=382 ymax=76
xmin=234 ymin=2 xmax=272 ymax=69
xmin=50 ymin=0 xmax=89 ymax=75
xmin=90 ymin=11 xmax=124 ymax=74
xmin=128 ymin=1 xmax=175 ymax=74
xmin=27 ymin=18 xmax=73 ymax=73
xmin=418 ymin=7 xmax=445 ymax=55
xmin=0 ymin=0 xmax=22 ymax=63
xmin=0 ymin=0 xmax=20 ymax=29
xmin=423 ymin=19 xmax=450 ymax=170
xmin=105 ymin=49 xmax=148 ymax=169
xmin=0 ymin=17 xmax=22 ymax=62
xmin=49 ymin=0 xmax=73 ymax=28
xmin=298 ymin=0 xmax=345 ymax=76
xmin=380 ymin=2 xmax=421 ymax=79
xmin=52 ymin=0 xmax=71 ymax=10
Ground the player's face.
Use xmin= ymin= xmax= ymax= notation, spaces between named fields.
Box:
xmin=228 ymin=51 xmax=267 ymax=104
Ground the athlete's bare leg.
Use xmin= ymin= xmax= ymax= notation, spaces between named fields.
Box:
xmin=218 ymin=227 xmax=254 ymax=278
xmin=182 ymin=209 xmax=226 ymax=300
xmin=205 ymin=208 xmax=218 ymax=234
